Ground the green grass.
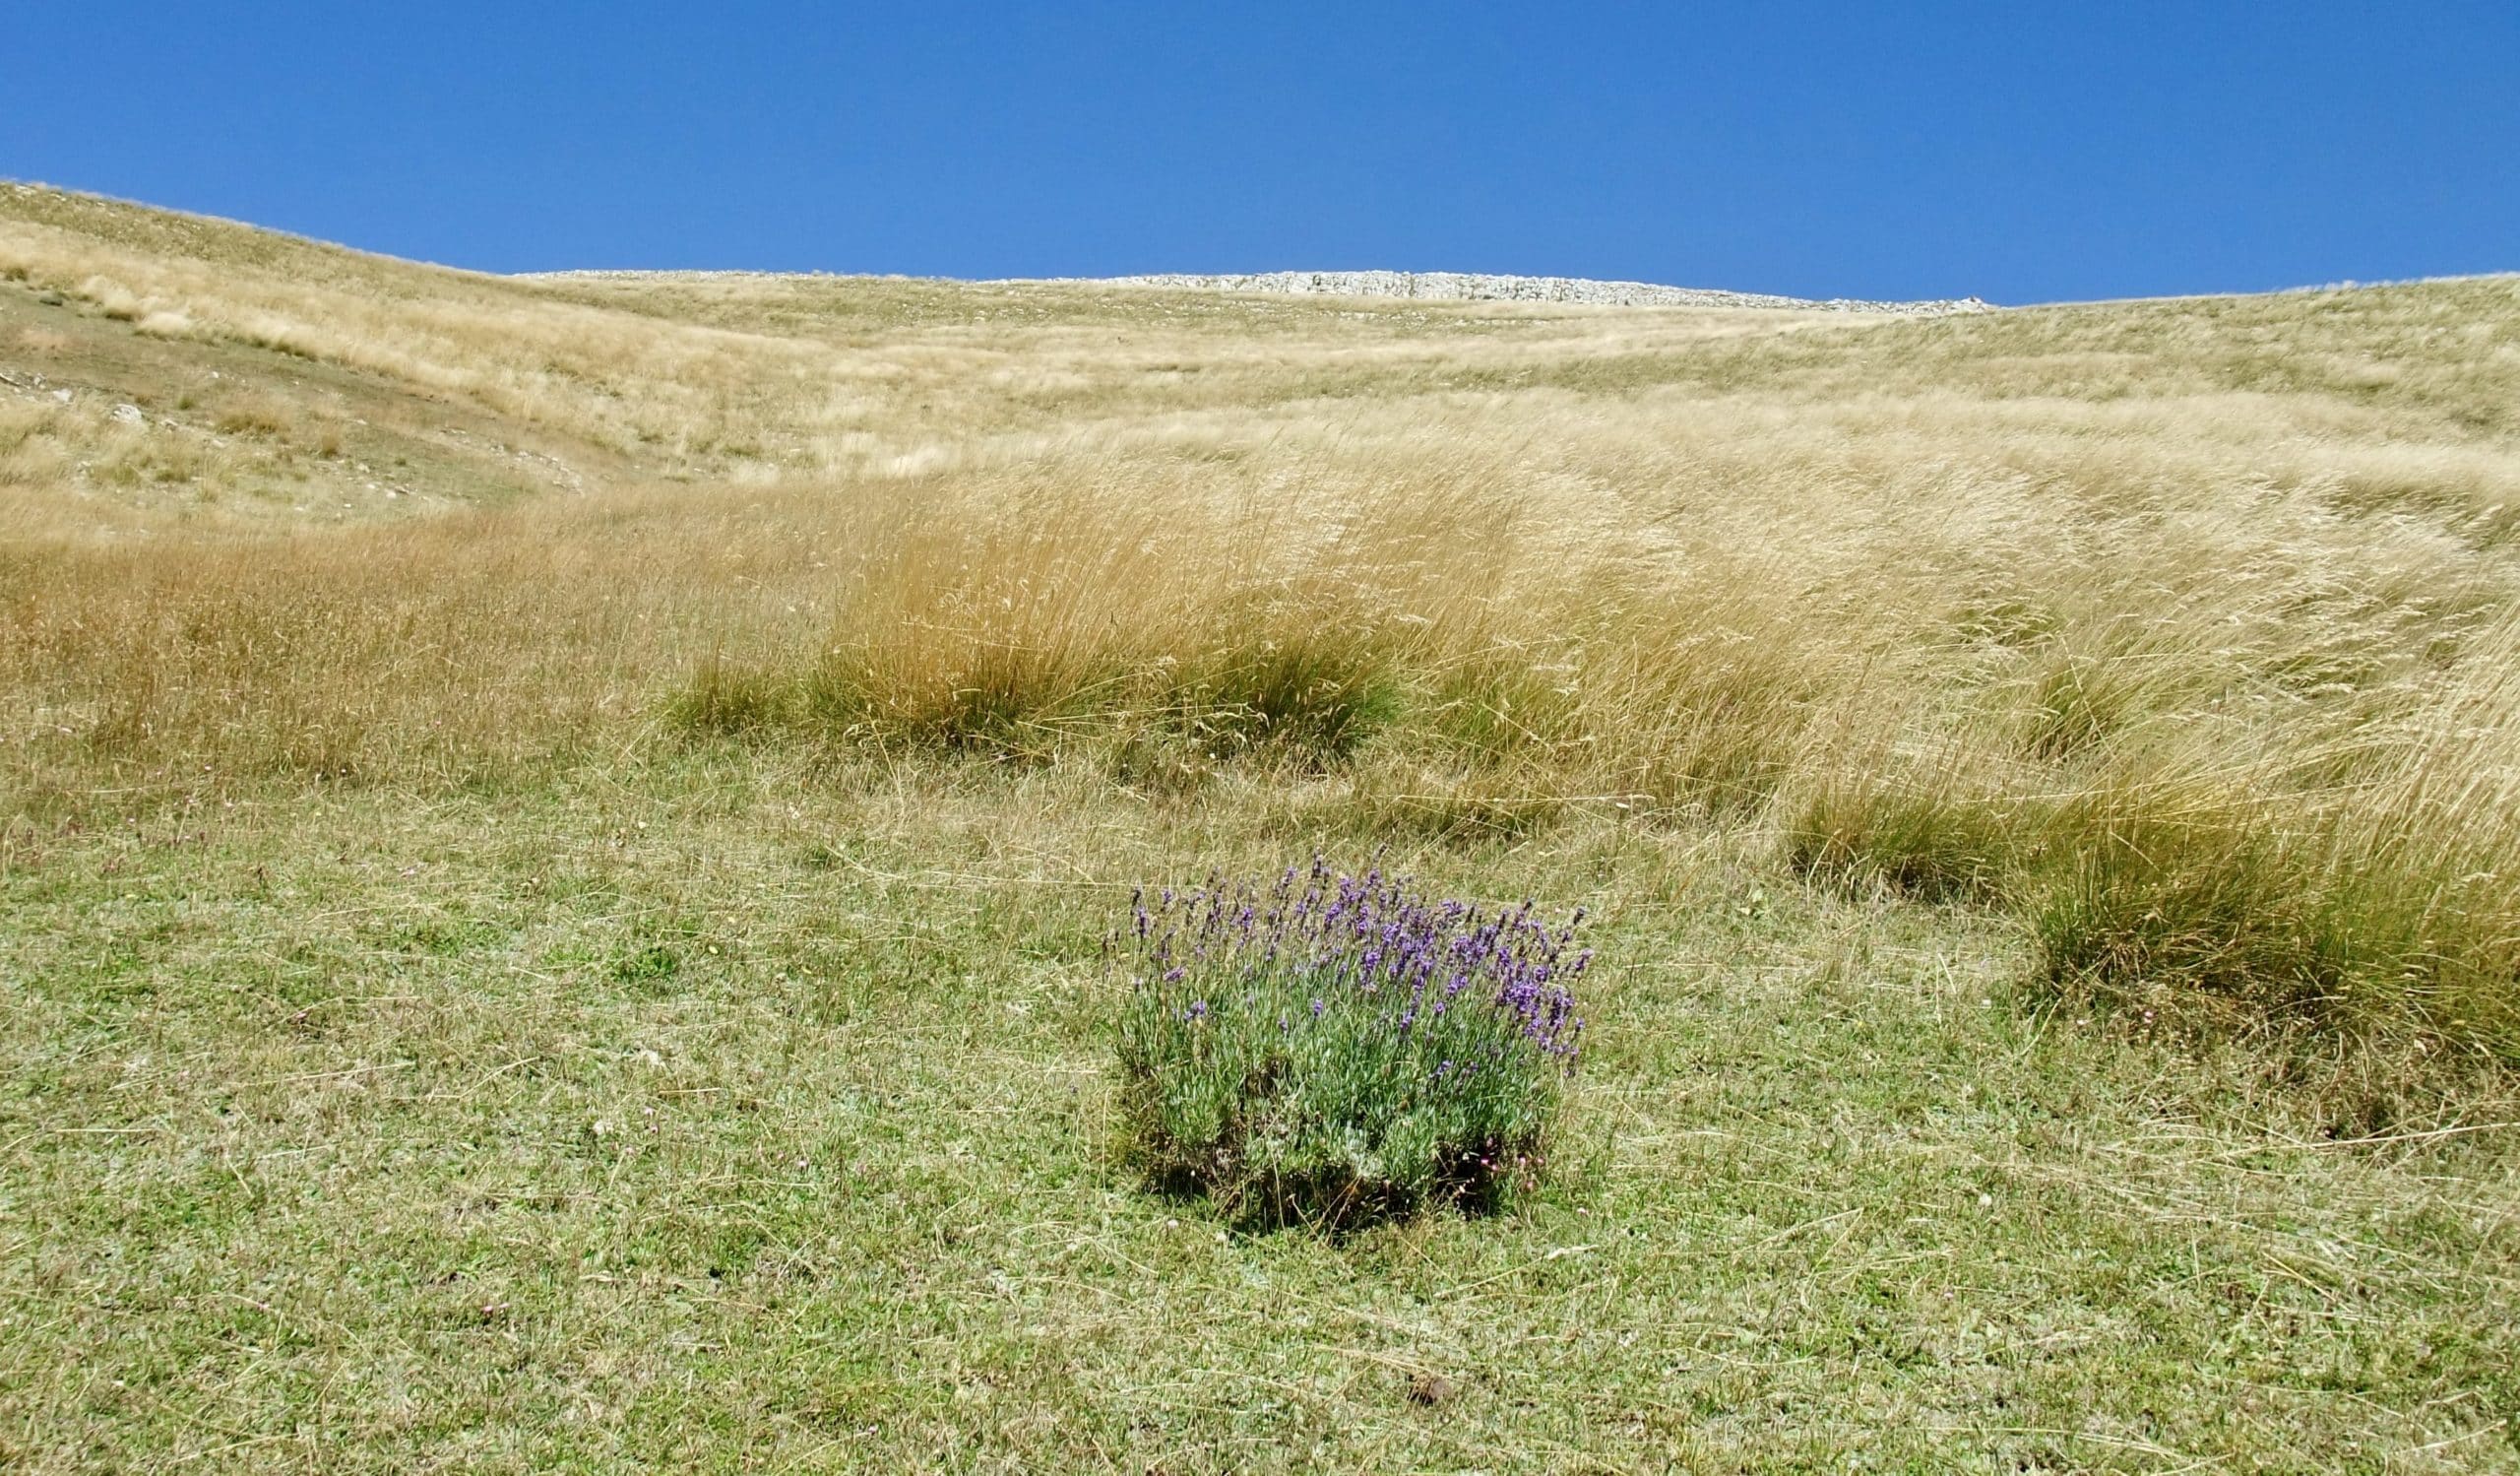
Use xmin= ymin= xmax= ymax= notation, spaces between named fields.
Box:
xmin=5 ymin=752 xmax=2516 ymax=1470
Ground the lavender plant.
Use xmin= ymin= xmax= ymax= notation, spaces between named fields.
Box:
xmin=1113 ymin=859 xmax=1590 ymax=1228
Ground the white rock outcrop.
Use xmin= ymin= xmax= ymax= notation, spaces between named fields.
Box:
xmin=521 ymin=266 xmax=1992 ymax=316
xmin=1083 ymin=271 xmax=1991 ymax=315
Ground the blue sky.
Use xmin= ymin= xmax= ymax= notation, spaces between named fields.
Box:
xmin=6 ymin=2 xmax=2513 ymax=303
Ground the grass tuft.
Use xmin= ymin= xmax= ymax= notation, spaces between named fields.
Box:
xmin=1785 ymin=776 xmax=2022 ymax=904
xmin=666 ymin=658 xmax=796 ymax=738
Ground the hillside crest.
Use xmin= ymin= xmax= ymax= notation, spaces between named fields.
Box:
xmin=1079 ymin=269 xmax=1993 ymax=314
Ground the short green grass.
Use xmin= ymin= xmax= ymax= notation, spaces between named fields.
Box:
xmin=5 ymin=753 xmax=2515 ymax=1471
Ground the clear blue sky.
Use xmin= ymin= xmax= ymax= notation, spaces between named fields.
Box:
xmin=6 ymin=1 xmax=2514 ymax=303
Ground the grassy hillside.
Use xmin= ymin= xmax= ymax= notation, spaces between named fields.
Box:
xmin=5 ymin=184 xmax=2518 ymax=1470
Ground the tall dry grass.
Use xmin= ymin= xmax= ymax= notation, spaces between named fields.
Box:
xmin=5 ymin=183 xmax=2519 ymax=1067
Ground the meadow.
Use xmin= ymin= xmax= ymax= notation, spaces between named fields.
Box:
xmin=4 ymin=182 xmax=2518 ymax=1469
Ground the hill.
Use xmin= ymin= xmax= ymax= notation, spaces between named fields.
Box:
xmin=4 ymin=183 xmax=2519 ymax=1470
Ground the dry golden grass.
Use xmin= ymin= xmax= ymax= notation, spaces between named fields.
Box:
xmin=6 ymin=181 xmax=2520 ymax=1069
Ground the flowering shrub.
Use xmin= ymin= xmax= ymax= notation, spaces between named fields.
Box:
xmin=1113 ymin=859 xmax=1590 ymax=1228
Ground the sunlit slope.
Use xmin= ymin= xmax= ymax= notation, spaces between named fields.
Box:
xmin=13 ymin=184 xmax=2520 ymax=1472
xmin=8 ymin=180 xmax=2516 ymax=536
xmin=7 ymin=183 xmax=2520 ymax=1063
xmin=3 ymin=183 xmax=1873 ymax=531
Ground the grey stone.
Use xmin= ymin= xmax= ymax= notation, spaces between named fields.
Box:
xmin=1084 ymin=271 xmax=1993 ymax=316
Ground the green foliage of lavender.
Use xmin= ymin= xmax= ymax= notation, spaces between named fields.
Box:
xmin=1113 ymin=861 xmax=1590 ymax=1228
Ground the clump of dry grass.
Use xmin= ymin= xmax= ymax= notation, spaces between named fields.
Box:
xmin=2029 ymin=615 xmax=2520 ymax=1055
xmin=654 ymin=458 xmax=1840 ymax=818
